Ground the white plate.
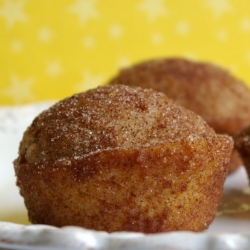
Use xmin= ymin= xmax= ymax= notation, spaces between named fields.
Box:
xmin=0 ymin=103 xmax=250 ymax=249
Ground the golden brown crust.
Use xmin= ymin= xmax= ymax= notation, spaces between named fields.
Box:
xmin=229 ymin=149 xmax=243 ymax=174
xmin=18 ymin=84 xmax=214 ymax=164
xmin=108 ymin=58 xmax=250 ymax=172
xmin=14 ymin=85 xmax=233 ymax=233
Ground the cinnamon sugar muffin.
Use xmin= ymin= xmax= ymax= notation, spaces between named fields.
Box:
xmin=108 ymin=58 xmax=250 ymax=173
xmin=14 ymin=85 xmax=233 ymax=233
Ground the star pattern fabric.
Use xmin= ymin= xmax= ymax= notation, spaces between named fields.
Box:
xmin=0 ymin=0 xmax=27 ymax=28
xmin=68 ymin=0 xmax=99 ymax=25
xmin=2 ymin=75 xmax=34 ymax=104
xmin=75 ymin=71 xmax=105 ymax=92
xmin=137 ymin=0 xmax=168 ymax=22
xmin=205 ymin=0 xmax=233 ymax=19
xmin=1 ymin=0 xmax=250 ymax=105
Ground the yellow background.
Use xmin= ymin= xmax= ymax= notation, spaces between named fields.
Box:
xmin=1 ymin=0 xmax=250 ymax=105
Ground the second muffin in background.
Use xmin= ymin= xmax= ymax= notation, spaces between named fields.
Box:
xmin=108 ymin=58 xmax=250 ymax=173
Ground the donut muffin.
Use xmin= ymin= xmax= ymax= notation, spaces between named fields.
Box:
xmin=108 ymin=58 xmax=250 ymax=173
xmin=14 ymin=85 xmax=233 ymax=233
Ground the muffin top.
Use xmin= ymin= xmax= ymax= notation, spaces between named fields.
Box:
xmin=19 ymin=85 xmax=215 ymax=164
xmin=109 ymin=58 xmax=250 ymax=135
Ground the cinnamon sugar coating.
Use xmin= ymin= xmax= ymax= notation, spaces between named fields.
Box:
xmin=14 ymin=85 xmax=233 ymax=233
xmin=108 ymin=58 xmax=250 ymax=173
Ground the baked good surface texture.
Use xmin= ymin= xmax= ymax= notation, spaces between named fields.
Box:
xmin=14 ymin=85 xmax=233 ymax=233
xmin=108 ymin=58 xmax=250 ymax=173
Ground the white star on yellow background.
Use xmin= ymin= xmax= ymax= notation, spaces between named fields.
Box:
xmin=46 ymin=60 xmax=63 ymax=78
xmin=117 ymin=57 xmax=131 ymax=69
xmin=205 ymin=0 xmax=232 ymax=19
xmin=217 ymin=30 xmax=228 ymax=42
xmin=183 ymin=52 xmax=198 ymax=61
xmin=109 ymin=23 xmax=123 ymax=39
xmin=2 ymin=75 xmax=35 ymax=104
xmin=137 ymin=0 xmax=168 ymax=22
xmin=69 ymin=0 xmax=99 ymax=25
xmin=10 ymin=40 xmax=23 ymax=53
xmin=0 ymin=0 xmax=27 ymax=28
xmin=240 ymin=17 xmax=250 ymax=33
xmin=75 ymin=71 xmax=104 ymax=92
xmin=83 ymin=36 xmax=95 ymax=48
xmin=151 ymin=32 xmax=164 ymax=45
xmin=176 ymin=21 xmax=190 ymax=36
xmin=38 ymin=27 xmax=53 ymax=43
